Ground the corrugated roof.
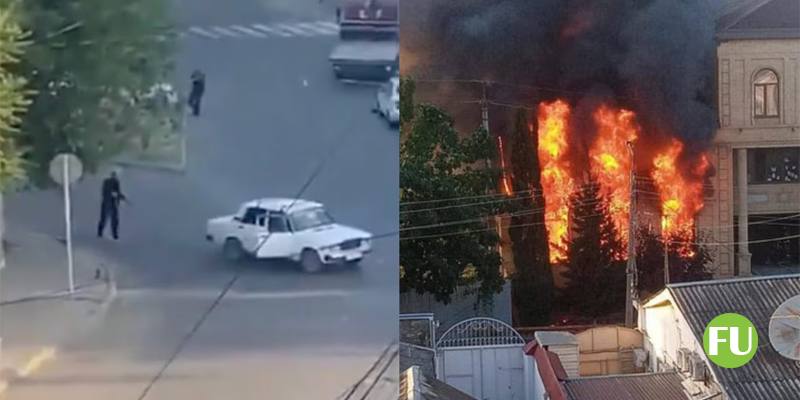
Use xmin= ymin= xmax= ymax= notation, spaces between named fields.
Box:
xmin=399 ymin=366 xmax=476 ymax=400
xmin=668 ymin=274 xmax=800 ymax=400
xmin=717 ymin=0 xmax=800 ymax=39
xmin=563 ymin=372 xmax=689 ymax=400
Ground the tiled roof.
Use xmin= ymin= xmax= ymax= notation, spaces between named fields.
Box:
xmin=668 ymin=274 xmax=800 ymax=400
xmin=563 ymin=372 xmax=688 ymax=400
xmin=717 ymin=0 xmax=800 ymax=39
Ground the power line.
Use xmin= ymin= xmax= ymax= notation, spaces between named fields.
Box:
xmin=401 ymin=182 xmax=607 ymax=210
xmin=400 ymin=201 xmax=606 ymax=233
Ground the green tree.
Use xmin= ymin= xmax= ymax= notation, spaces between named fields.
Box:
xmin=0 ymin=6 xmax=30 ymax=189
xmin=12 ymin=0 xmax=176 ymax=186
xmin=399 ymin=76 xmax=415 ymax=129
xmin=635 ymin=228 xmax=713 ymax=299
xmin=400 ymin=100 xmax=504 ymax=304
xmin=507 ymin=109 xmax=554 ymax=325
xmin=560 ymin=178 xmax=625 ymax=320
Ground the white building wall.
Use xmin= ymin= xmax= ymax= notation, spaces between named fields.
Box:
xmin=524 ymin=354 xmax=547 ymax=400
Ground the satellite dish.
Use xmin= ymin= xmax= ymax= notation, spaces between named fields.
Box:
xmin=768 ymin=294 xmax=800 ymax=361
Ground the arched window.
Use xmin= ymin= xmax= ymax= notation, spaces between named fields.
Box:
xmin=754 ymin=69 xmax=779 ymax=118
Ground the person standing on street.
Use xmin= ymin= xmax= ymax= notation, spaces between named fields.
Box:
xmin=97 ymin=171 xmax=126 ymax=240
xmin=188 ymin=70 xmax=205 ymax=116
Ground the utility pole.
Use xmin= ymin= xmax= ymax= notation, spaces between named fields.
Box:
xmin=480 ymin=81 xmax=490 ymax=135
xmin=480 ymin=81 xmax=492 ymax=170
xmin=663 ymin=237 xmax=670 ymax=285
xmin=625 ymin=141 xmax=637 ymax=328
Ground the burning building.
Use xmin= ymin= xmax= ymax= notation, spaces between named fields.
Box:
xmin=402 ymin=0 xmax=799 ymax=279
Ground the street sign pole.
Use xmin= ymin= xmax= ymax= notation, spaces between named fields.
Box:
xmin=63 ymin=156 xmax=75 ymax=293
xmin=50 ymin=153 xmax=82 ymax=294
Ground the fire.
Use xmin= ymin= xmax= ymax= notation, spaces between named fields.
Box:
xmin=652 ymin=139 xmax=709 ymax=253
xmin=537 ymin=100 xmax=574 ymax=263
xmin=497 ymin=135 xmax=513 ymax=196
xmin=589 ymin=106 xmax=639 ymax=257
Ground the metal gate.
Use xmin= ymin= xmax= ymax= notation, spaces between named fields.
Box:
xmin=436 ymin=318 xmax=526 ymax=400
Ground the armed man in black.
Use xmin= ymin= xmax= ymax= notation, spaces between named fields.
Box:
xmin=188 ymin=70 xmax=205 ymax=116
xmin=97 ymin=171 xmax=126 ymax=240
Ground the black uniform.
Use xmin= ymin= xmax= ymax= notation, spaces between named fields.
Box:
xmin=97 ymin=175 xmax=125 ymax=239
xmin=188 ymin=71 xmax=205 ymax=116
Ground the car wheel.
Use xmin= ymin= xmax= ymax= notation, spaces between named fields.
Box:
xmin=301 ymin=249 xmax=323 ymax=273
xmin=223 ymin=238 xmax=244 ymax=262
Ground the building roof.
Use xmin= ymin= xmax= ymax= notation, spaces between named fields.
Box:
xmin=242 ymin=198 xmax=322 ymax=212
xmin=667 ymin=274 xmax=800 ymax=400
xmin=562 ymin=372 xmax=689 ymax=400
xmin=717 ymin=0 xmax=800 ymax=40
xmin=535 ymin=331 xmax=579 ymax=347
xmin=399 ymin=366 xmax=476 ymax=400
xmin=524 ymin=341 xmax=569 ymax=400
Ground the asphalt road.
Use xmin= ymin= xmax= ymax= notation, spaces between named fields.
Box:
xmin=5 ymin=1 xmax=399 ymax=399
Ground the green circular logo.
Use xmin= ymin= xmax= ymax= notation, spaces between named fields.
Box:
xmin=703 ymin=313 xmax=758 ymax=368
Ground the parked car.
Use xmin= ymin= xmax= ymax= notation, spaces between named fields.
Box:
xmin=374 ymin=76 xmax=399 ymax=127
xmin=206 ymin=198 xmax=372 ymax=273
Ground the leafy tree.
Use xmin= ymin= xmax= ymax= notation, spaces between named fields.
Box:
xmin=635 ymin=227 xmax=713 ymax=299
xmin=0 ymin=5 xmax=30 ymax=189
xmin=400 ymin=99 xmax=504 ymax=304
xmin=399 ymin=76 xmax=415 ymax=130
xmin=12 ymin=0 xmax=176 ymax=186
xmin=507 ymin=109 xmax=554 ymax=326
xmin=560 ymin=177 xmax=625 ymax=320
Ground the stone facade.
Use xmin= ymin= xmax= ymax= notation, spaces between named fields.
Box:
xmin=700 ymin=33 xmax=800 ymax=277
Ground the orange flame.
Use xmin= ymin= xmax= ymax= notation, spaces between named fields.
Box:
xmin=652 ymin=139 xmax=709 ymax=255
xmin=497 ymin=135 xmax=513 ymax=196
xmin=589 ymin=106 xmax=639 ymax=258
xmin=537 ymin=100 xmax=574 ymax=263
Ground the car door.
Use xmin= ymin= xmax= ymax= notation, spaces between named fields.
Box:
xmin=377 ymin=83 xmax=389 ymax=114
xmin=237 ymin=207 xmax=268 ymax=253
xmin=257 ymin=213 xmax=295 ymax=258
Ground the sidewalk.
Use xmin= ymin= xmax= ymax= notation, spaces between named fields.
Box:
xmin=0 ymin=223 xmax=116 ymax=395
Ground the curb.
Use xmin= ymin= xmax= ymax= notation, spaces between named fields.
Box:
xmin=0 ymin=266 xmax=117 ymax=396
xmin=0 ymin=346 xmax=57 ymax=397
xmin=114 ymin=109 xmax=189 ymax=173
xmin=114 ymin=131 xmax=187 ymax=174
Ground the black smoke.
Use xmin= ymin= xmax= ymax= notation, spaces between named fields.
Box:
xmin=401 ymin=0 xmax=719 ymax=150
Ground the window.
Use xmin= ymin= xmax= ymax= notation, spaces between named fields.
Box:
xmin=241 ymin=207 xmax=267 ymax=225
xmin=747 ymin=147 xmax=800 ymax=184
xmin=290 ymin=208 xmax=334 ymax=231
xmin=268 ymin=214 xmax=289 ymax=233
xmin=754 ymin=69 xmax=779 ymax=118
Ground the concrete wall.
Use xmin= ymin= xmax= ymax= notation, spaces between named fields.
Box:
xmin=400 ymin=281 xmax=513 ymax=339
xmin=400 ymin=343 xmax=436 ymax=378
xmin=717 ymin=39 xmax=800 ymax=129
xmin=577 ymin=326 xmax=645 ymax=376
xmin=639 ymin=293 xmax=723 ymax=398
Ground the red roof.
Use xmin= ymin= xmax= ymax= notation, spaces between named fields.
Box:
xmin=525 ymin=340 xmax=568 ymax=400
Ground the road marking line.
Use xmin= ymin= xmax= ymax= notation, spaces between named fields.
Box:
xmin=276 ymin=23 xmax=313 ymax=36
xmin=316 ymin=21 xmax=341 ymax=31
xmin=228 ymin=290 xmax=353 ymax=300
xmin=117 ymin=288 xmax=355 ymax=300
xmin=211 ymin=26 xmax=242 ymax=37
xmin=297 ymin=22 xmax=338 ymax=35
xmin=188 ymin=27 xmax=220 ymax=39
xmin=230 ymin=25 xmax=268 ymax=38
xmin=252 ymin=24 xmax=292 ymax=37
xmin=17 ymin=347 xmax=57 ymax=378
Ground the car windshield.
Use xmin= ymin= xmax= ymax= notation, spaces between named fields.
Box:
xmin=290 ymin=208 xmax=334 ymax=231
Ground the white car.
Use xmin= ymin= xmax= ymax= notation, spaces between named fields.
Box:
xmin=206 ymin=198 xmax=372 ymax=273
xmin=374 ymin=76 xmax=399 ymax=126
